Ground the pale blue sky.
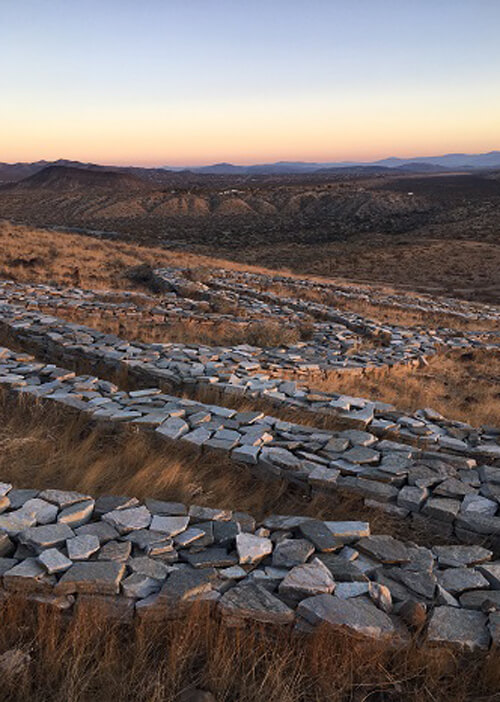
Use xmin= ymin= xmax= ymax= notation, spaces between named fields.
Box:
xmin=1 ymin=0 xmax=499 ymax=164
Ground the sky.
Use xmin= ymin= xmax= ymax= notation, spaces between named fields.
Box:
xmin=1 ymin=0 xmax=500 ymax=166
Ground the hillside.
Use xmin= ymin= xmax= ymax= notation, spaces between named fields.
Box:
xmin=5 ymin=164 xmax=148 ymax=191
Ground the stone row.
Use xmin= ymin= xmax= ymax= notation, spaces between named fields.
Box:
xmin=0 ymin=279 xmax=467 ymax=374
xmin=2 ymin=346 xmax=500 ymax=548
xmin=180 ymin=264 xmax=500 ymax=324
xmin=0 ymin=298 xmax=498 ymax=462
xmin=0 ymin=482 xmax=499 ymax=651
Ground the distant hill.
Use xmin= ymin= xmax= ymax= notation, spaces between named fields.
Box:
xmin=5 ymin=165 xmax=148 ymax=191
xmin=165 ymin=151 xmax=500 ymax=175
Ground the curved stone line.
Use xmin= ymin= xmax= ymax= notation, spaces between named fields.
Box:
xmin=1 ymin=345 xmax=500 ymax=548
xmin=0 ymin=299 xmax=498 ymax=461
xmin=0 ymin=480 xmax=498 ymax=651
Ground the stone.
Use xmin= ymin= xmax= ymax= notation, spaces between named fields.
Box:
xmin=182 ymin=548 xmax=238 ymax=569
xmin=55 ymin=561 xmax=126 ymax=595
xmin=334 ymin=582 xmax=370 ymax=599
xmin=357 ymin=535 xmax=409 ymax=564
xmin=422 ymin=498 xmax=461 ymax=523
xmin=94 ymin=495 xmax=139 ymax=516
xmin=279 ymin=558 xmax=335 ymax=602
xmin=324 ymin=521 xmax=370 ymax=542
xmin=75 ymin=522 xmax=119 ymax=543
xmin=218 ymin=583 xmax=294 ymax=625
xmin=97 ymin=540 xmax=132 ymax=562
xmin=144 ymin=499 xmax=187 ymax=516
xmin=438 ymin=568 xmax=490 ymax=595
xmin=0 ymin=512 xmax=36 ymax=536
xmin=427 ymin=606 xmax=490 ymax=651
xmin=298 ymin=520 xmax=341 ymax=552
xmin=19 ymin=524 xmax=74 ymax=552
xmin=343 ymin=447 xmax=380 ymax=465
xmin=461 ymin=494 xmax=498 ymax=517
xmin=188 ymin=506 xmax=231 ymax=522
xmin=397 ymin=486 xmax=428 ymax=512
xmin=174 ymin=527 xmax=206 ymax=548
xmin=272 ymin=539 xmax=315 ymax=568
xmin=121 ymin=573 xmax=161 ymax=599
xmin=66 ymin=534 xmax=100 ymax=561
xmin=128 ymin=556 xmax=170 ymax=580
xmin=369 ymin=582 xmax=392 ymax=613
xmin=433 ymin=545 xmax=493 ymax=568
xmin=156 ymin=416 xmax=189 ymax=440
xmin=58 ymin=499 xmax=94 ymax=528
xmin=3 ymin=558 xmax=54 ymax=593
xmin=38 ymin=548 xmax=72 ymax=574
xmin=39 ymin=489 xmax=91 ymax=509
xmin=18 ymin=498 xmax=58 ymax=525
xmin=459 ymin=590 xmax=500 ymax=611
xmin=0 ymin=558 xmax=18 ymax=577
xmin=102 ymin=506 xmax=151 ymax=534
xmin=477 ymin=562 xmax=500 ymax=589
xmin=157 ymin=567 xmax=217 ymax=604
xmin=150 ymin=515 xmax=189 ymax=537
xmin=298 ymin=594 xmax=396 ymax=639
xmin=236 ymin=533 xmax=273 ymax=565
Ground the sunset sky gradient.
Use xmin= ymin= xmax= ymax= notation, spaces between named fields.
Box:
xmin=2 ymin=0 xmax=499 ymax=166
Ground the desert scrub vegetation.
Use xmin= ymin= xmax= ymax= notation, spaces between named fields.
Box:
xmin=0 ymin=596 xmax=499 ymax=702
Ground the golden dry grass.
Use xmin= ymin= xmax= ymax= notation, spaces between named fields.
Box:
xmin=317 ymin=349 xmax=500 ymax=428
xmin=0 ymin=219 xmax=292 ymax=290
xmin=0 ymin=390 xmax=447 ymax=547
xmin=0 ymin=596 xmax=499 ymax=702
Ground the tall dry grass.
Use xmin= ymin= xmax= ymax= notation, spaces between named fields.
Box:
xmin=1 ymin=596 xmax=498 ymax=702
xmin=316 ymin=349 xmax=500 ymax=428
xmin=0 ymin=390 xmax=444 ymax=545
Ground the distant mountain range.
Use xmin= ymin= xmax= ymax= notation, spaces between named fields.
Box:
xmin=0 ymin=151 xmax=499 ymax=185
xmin=164 ymin=151 xmax=500 ymax=174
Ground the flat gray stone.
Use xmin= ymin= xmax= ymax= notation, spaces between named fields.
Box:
xmin=298 ymin=520 xmax=341 ymax=552
xmin=272 ymin=539 xmax=315 ymax=568
xmin=39 ymin=489 xmax=91 ymax=509
xmin=20 ymin=524 xmax=74 ymax=552
xmin=236 ymin=533 xmax=272 ymax=565
xmin=477 ymin=562 xmax=500 ymax=589
xmin=102 ymin=506 xmax=151 ymax=534
xmin=3 ymin=557 xmax=54 ymax=593
xmin=122 ymin=573 xmax=161 ymax=599
xmin=128 ymin=556 xmax=170 ymax=580
xmin=357 ymin=536 xmax=410 ymax=564
xmin=55 ymin=561 xmax=126 ymax=595
xmin=66 ymin=534 xmax=100 ymax=561
xmin=427 ymin=606 xmax=490 ymax=651
xmin=18 ymin=498 xmax=58 ymax=525
xmin=218 ymin=583 xmax=294 ymax=625
xmin=97 ymin=540 xmax=132 ymax=562
xmin=433 ymin=545 xmax=493 ymax=568
xmin=298 ymin=594 xmax=396 ymax=639
xmin=438 ymin=568 xmax=490 ymax=595
xmin=150 ymin=515 xmax=189 ymax=537
xmin=279 ymin=558 xmax=335 ymax=602
xmin=58 ymin=500 xmax=95 ymax=528
xmin=38 ymin=548 xmax=72 ymax=574
xmin=182 ymin=547 xmax=238 ymax=569
xmin=324 ymin=521 xmax=370 ymax=542
xmin=158 ymin=566 xmax=217 ymax=604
